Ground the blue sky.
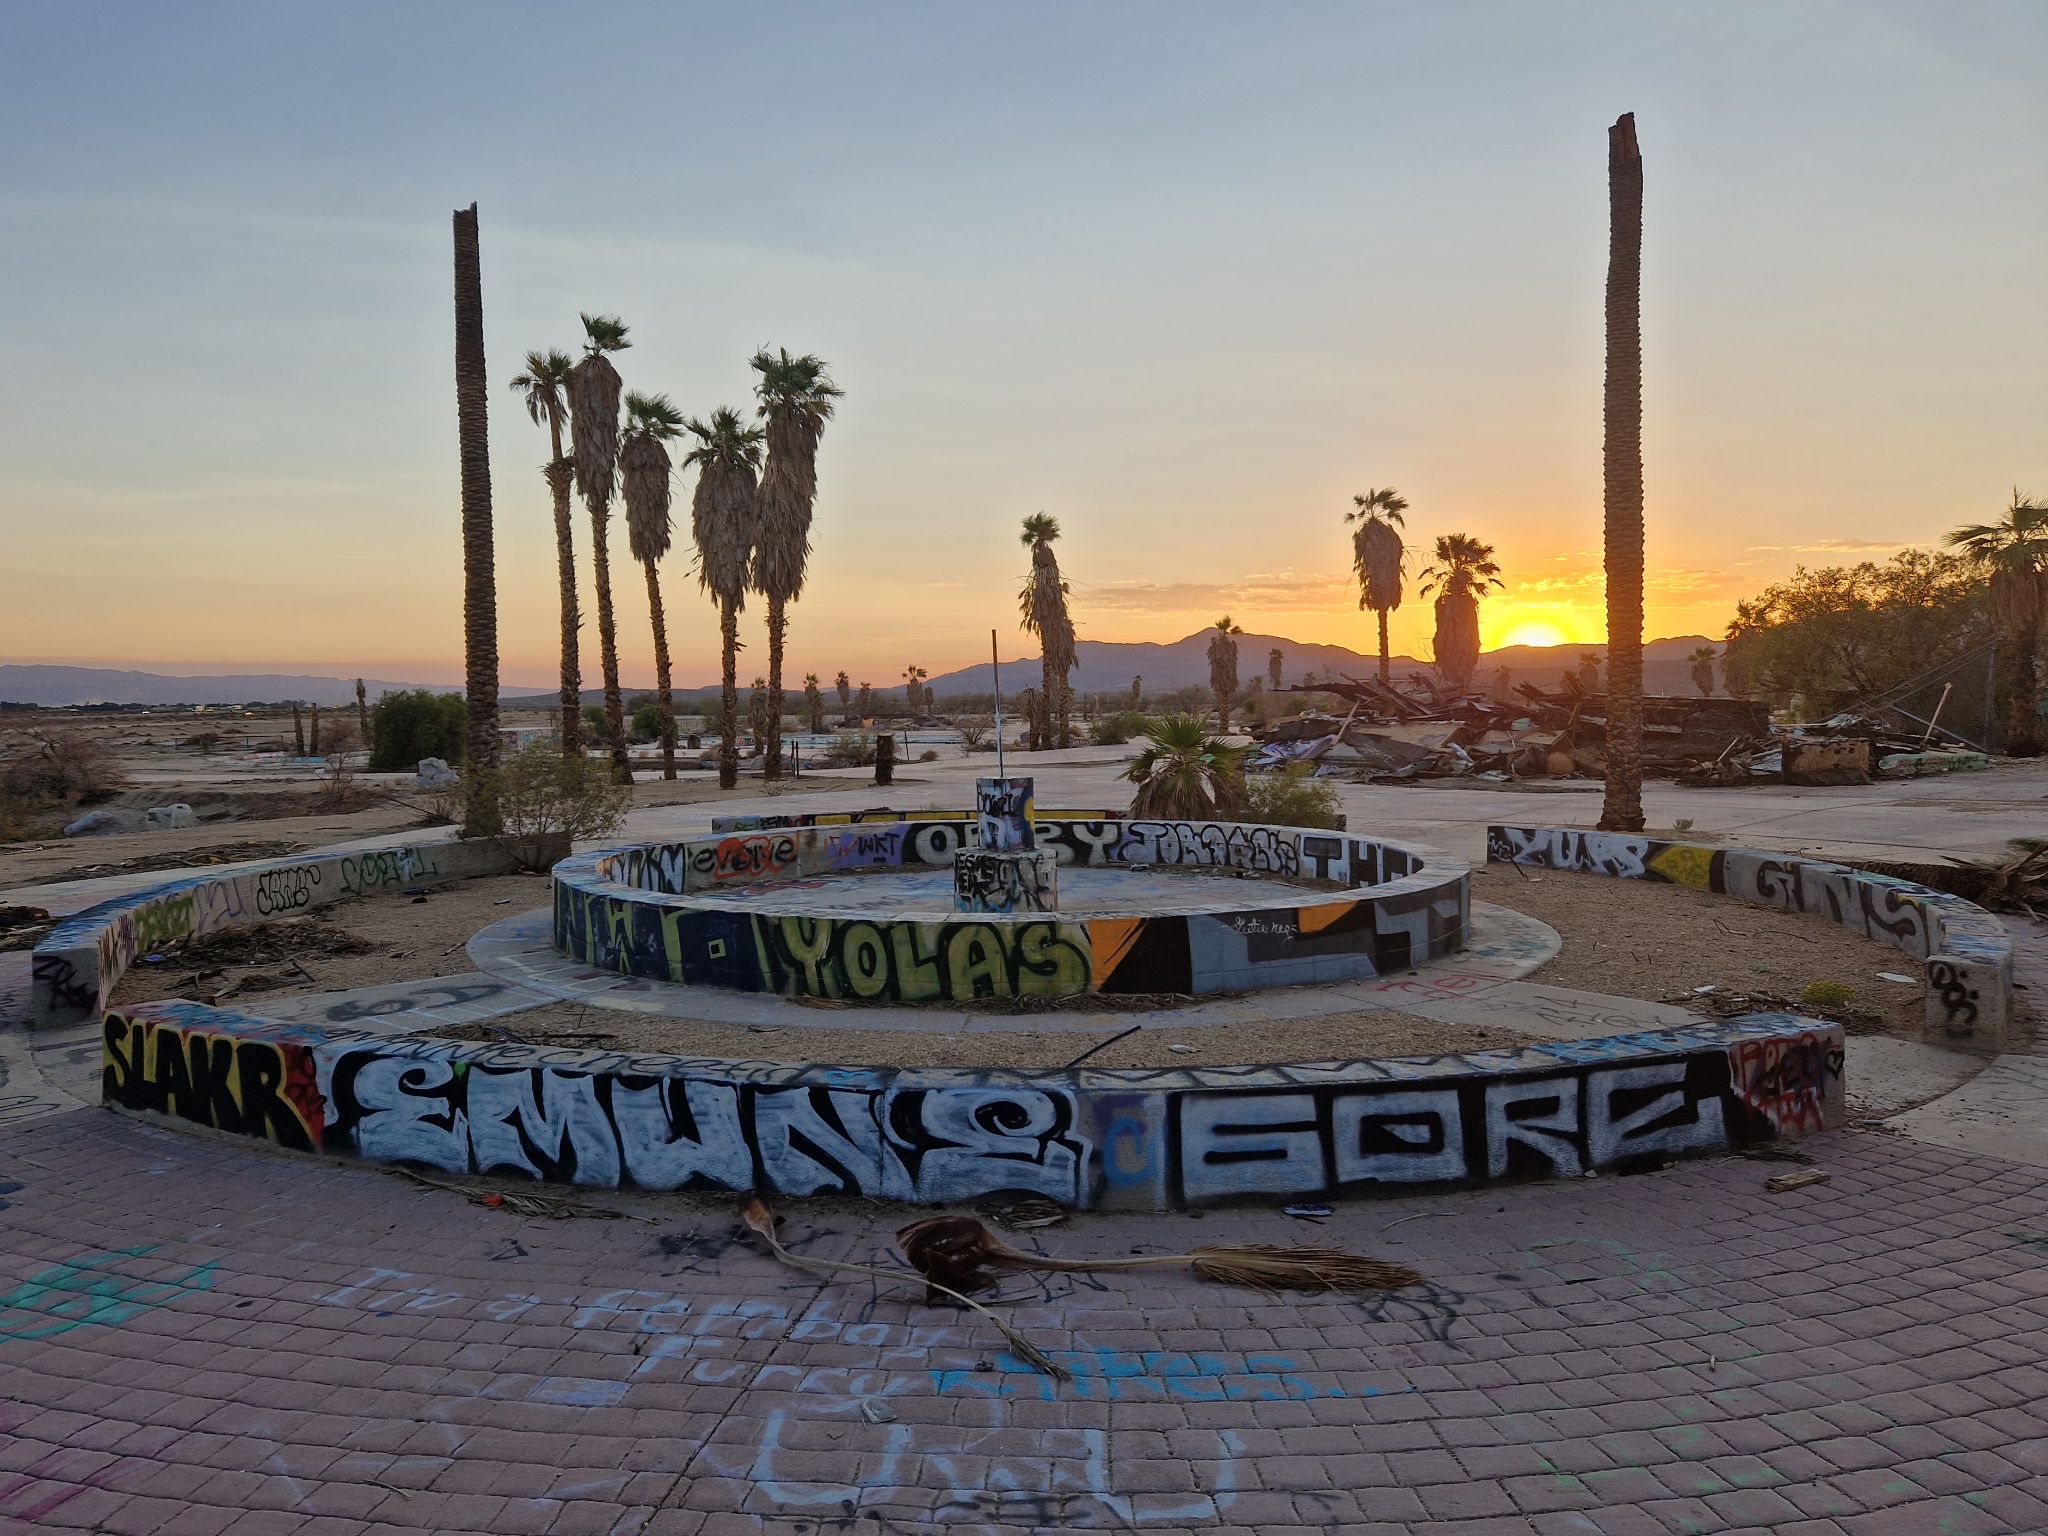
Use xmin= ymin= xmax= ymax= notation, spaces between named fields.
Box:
xmin=3 ymin=1 xmax=2043 ymax=687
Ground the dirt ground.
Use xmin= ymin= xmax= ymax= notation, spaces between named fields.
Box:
xmin=102 ymin=860 xmax=1939 ymax=1065
xmin=459 ymin=1002 xmax=1525 ymax=1070
xmin=106 ymin=873 xmax=555 ymax=1007
xmin=1475 ymin=864 xmax=1928 ymax=1034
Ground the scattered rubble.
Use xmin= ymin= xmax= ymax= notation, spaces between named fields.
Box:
xmin=1250 ymin=674 xmax=1997 ymax=788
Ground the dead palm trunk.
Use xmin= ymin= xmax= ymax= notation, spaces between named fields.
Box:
xmin=546 ymin=458 xmax=581 ymax=757
xmin=718 ymin=601 xmax=740 ymax=788
xmin=453 ymin=205 xmax=501 ymax=835
xmin=1376 ymin=609 xmax=1392 ymax=685
xmin=1598 ymin=114 xmax=1646 ymax=832
xmin=764 ymin=599 xmax=788 ymax=774
xmin=355 ymin=677 xmax=371 ymax=750
xmin=643 ymin=559 xmax=676 ymax=778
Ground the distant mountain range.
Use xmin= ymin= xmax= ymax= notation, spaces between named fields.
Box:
xmin=921 ymin=629 xmax=1720 ymax=700
xmin=0 ymin=666 xmax=457 ymax=708
xmin=5 ymin=632 xmax=1721 ymax=708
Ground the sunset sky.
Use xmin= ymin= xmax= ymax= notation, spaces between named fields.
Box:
xmin=3 ymin=2 xmax=2043 ymax=690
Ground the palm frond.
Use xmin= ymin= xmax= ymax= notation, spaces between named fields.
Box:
xmin=683 ymin=407 xmax=763 ymax=606
xmin=897 ymin=1214 xmax=1423 ymax=1302
xmin=580 ymin=313 xmax=631 ymax=353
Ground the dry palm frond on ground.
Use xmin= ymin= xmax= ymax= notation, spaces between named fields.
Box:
xmin=896 ymin=1214 xmax=1424 ymax=1301
xmin=738 ymin=1197 xmax=1068 ymax=1380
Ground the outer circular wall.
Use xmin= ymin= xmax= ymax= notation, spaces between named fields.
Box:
xmin=550 ymin=818 xmax=1472 ymax=1001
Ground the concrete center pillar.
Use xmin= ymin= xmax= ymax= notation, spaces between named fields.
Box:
xmin=954 ymin=776 xmax=1058 ymax=913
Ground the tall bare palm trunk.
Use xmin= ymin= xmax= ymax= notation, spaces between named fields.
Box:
xmin=765 ymin=597 xmax=788 ymax=778
xmin=718 ymin=601 xmax=740 ymax=790
xmin=588 ymin=513 xmax=631 ymax=783
xmin=452 ymin=203 xmax=501 ymax=836
xmin=1598 ymin=113 xmax=1646 ymax=833
xmin=1377 ymin=610 xmax=1391 ymax=685
xmin=1040 ymin=650 xmax=1058 ymax=751
xmin=547 ymin=458 xmax=582 ymax=756
xmin=642 ymin=558 xmax=676 ymax=779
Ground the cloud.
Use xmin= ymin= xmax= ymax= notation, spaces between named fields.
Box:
xmin=1748 ymin=537 xmax=1927 ymax=554
xmin=1079 ymin=574 xmax=1354 ymax=613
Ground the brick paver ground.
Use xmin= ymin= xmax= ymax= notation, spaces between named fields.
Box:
xmin=4 ymin=1101 xmax=2047 ymax=1535
xmin=5 ymin=813 xmax=2046 ymax=1535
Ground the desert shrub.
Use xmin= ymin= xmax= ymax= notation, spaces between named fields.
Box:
xmin=1801 ymin=980 xmax=1856 ymax=1009
xmin=0 ymin=727 xmax=128 ymax=807
xmin=918 ymin=748 xmax=939 ymax=762
xmin=1244 ymin=761 xmax=1343 ymax=830
xmin=819 ymin=732 xmax=875 ymax=768
xmin=471 ymin=742 xmax=632 ymax=869
xmin=184 ymin=731 xmax=227 ymax=755
xmin=630 ymin=699 xmax=665 ymax=743
xmin=369 ymin=690 xmax=466 ymax=772
xmin=582 ymin=703 xmax=609 ymax=737
xmin=1090 ymin=711 xmax=1151 ymax=747
xmin=955 ymin=717 xmax=991 ymax=752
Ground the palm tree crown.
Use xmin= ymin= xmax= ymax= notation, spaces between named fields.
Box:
xmin=569 ymin=314 xmax=630 ymax=505
xmin=1018 ymin=513 xmax=1077 ymax=750
xmin=1347 ymin=488 xmax=1409 ymax=613
xmin=1419 ymin=535 xmax=1503 ymax=692
xmin=1418 ymin=535 xmax=1503 ymax=600
xmin=684 ymin=407 xmax=765 ymax=606
xmin=510 ymin=349 xmax=576 ymax=443
xmin=749 ymin=348 xmax=842 ymax=603
xmin=1946 ymin=490 xmax=2048 ymax=573
xmin=621 ymin=392 xmax=682 ymax=565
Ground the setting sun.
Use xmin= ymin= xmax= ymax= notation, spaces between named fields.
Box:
xmin=1496 ymin=619 xmax=1570 ymax=650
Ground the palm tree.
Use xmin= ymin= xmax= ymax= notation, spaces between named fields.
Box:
xmin=903 ymin=665 xmax=928 ymax=716
xmin=857 ymin=681 xmax=872 ymax=719
xmin=1417 ymin=535 xmax=1503 ymax=692
xmin=1346 ymin=488 xmax=1410 ymax=684
xmin=1578 ymin=652 xmax=1604 ymax=692
xmin=621 ymin=391 xmax=684 ymax=780
xmin=568 ymin=313 xmax=634 ymax=783
xmin=1599 ymin=113 xmax=1648 ymax=833
xmin=1267 ymin=648 xmax=1284 ymax=690
xmin=1122 ymin=715 xmax=1248 ymax=819
xmin=749 ymin=675 xmax=770 ymax=748
xmin=355 ymin=677 xmax=371 ymax=750
xmin=1207 ymin=616 xmax=1242 ymax=731
xmin=510 ymin=347 xmax=583 ymax=756
xmin=1947 ymin=490 xmax=2048 ymax=756
xmin=1689 ymin=646 xmax=1718 ymax=697
xmin=682 ymin=406 xmax=765 ymax=790
xmin=452 ymin=204 xmax=501 ymax=835
xmin=1130 ymin=675 xmax=1143 ymax=707
xmin=750 ymin=348 xmax=843 ymax=781
xmin=802 ymin=673 xmax=825 ymax=733
xmin=1018 ymin=513 xmax=1076 ymax=751
xmin=835 ymin=670 xmax=851 ymax=710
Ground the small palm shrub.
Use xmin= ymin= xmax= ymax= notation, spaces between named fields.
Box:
xmin=1122 ymin=715 xmax=1248 ymax=819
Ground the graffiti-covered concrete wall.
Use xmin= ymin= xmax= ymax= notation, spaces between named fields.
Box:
xmin=102 ymin=999 xmax=1843 ymax=1208
xmin=1485 ymin=826 xmax=2017 ymax=1045
xmin=30 ymin=840 xmax=527 ymax=1031
xmin=553 ymin=820 xmax=1469 ymax=1000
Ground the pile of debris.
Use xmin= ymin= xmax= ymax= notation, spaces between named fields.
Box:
xmin=1249 ymin=675 xmax=1991 ymax=788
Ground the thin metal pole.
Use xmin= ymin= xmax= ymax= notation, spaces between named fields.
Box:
xmin=991 ymin=628 xmax=1006 ymax=778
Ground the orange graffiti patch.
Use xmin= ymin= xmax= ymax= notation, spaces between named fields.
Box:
xmin=1297 ymin=901 xmax=1357 ymax=937
xmin=1088 ymin=918 xmax=1146 ymax=986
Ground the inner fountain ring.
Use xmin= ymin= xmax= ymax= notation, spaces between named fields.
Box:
xmin=550 ymin=816 xmax=1471 ymax=1002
